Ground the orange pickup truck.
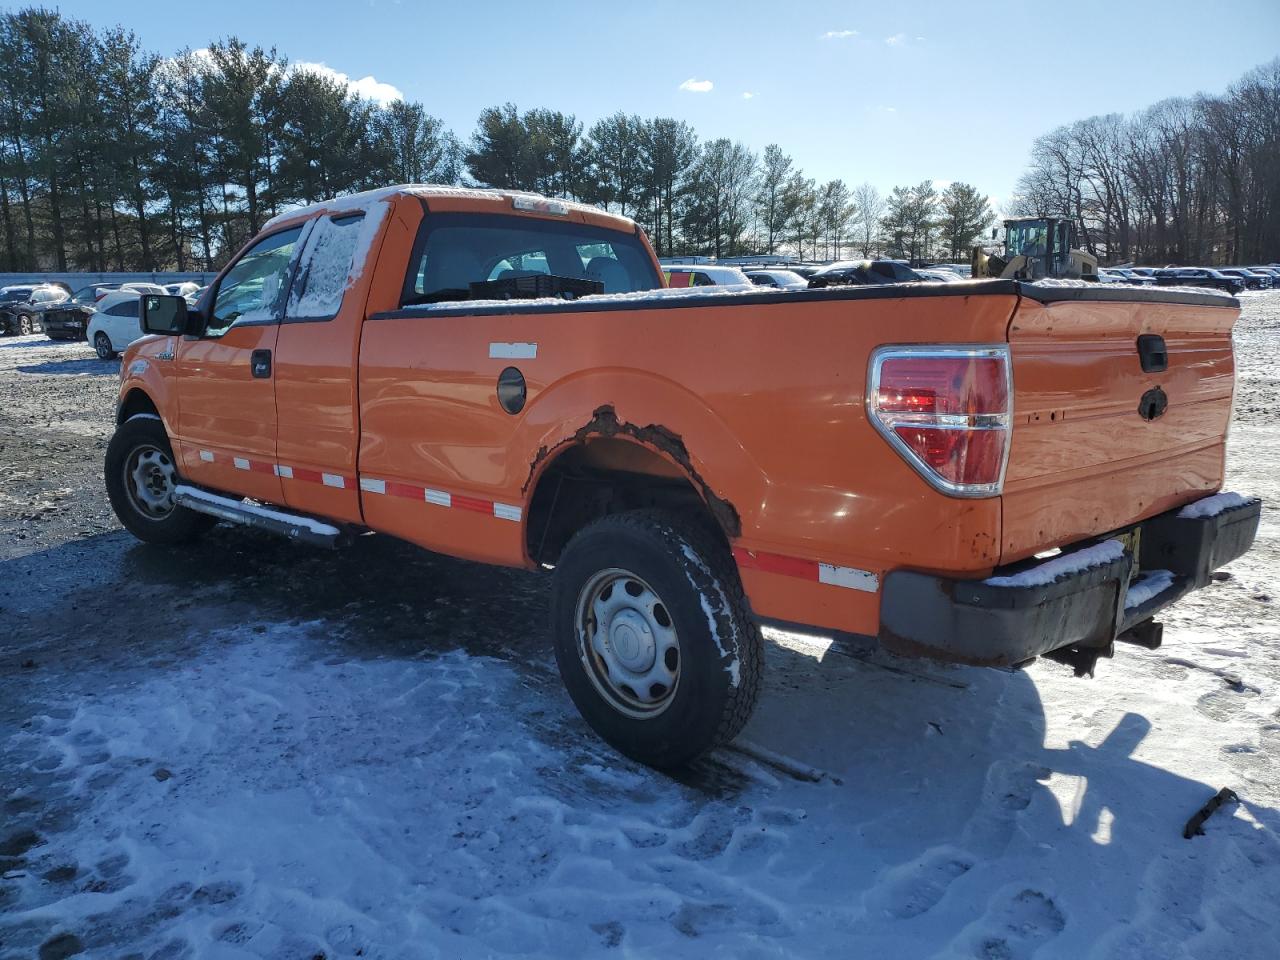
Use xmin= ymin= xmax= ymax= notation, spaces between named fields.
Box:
xmin=105 ymin=185 xmax=1261 ymax=767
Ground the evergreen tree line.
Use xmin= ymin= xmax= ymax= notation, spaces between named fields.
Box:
xmin=1012 ymin=58 xmax=1280 ymax=266
xmin=0 ymin=6 xmax=995 ymax=272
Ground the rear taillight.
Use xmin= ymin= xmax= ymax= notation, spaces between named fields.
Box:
xmin=867 ymin=345 xmax=1012 ymax=497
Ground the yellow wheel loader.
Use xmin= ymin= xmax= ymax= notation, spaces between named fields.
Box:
xmin=972 ymin=217 xmax=1098 ymax=281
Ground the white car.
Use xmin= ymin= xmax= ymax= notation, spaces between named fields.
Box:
xmin=164 ymin=281 xmax=200 ymax=298
xmin=87 ymin=291 xmax=149 ymax=359
xmin=916 ymin=268 xmax=963 ymax=283
xmin=663 ymin=264 xmax=753 ymax=288
xmin=744 ymin=269 xmax=809 ymax=290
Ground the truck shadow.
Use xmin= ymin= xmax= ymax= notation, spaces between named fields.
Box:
xmin=16 ymin=356 xmax=118 ymax=376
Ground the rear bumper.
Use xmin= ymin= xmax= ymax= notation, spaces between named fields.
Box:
xmin=878 ymin=493 xmax=1262 ymax=668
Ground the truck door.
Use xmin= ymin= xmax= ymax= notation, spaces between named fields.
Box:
xmin=274 ymin=211 xmax=385 ymax=524
xmin=173 ymin=224 xmax=306 ymax=504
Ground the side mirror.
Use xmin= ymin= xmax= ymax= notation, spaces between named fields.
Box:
xmin=140 ymin=294 xmax=189 ymax=335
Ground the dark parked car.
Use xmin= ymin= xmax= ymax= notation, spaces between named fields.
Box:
xmin=1153 ymin=268 xmax=1246 ymax=294
xmin=1218 ymin=267 xmax=1271 ymax=290
xmin=808 ymin=259 xmax=924 ymax=287
xmin=41 ymin=284 xmax=113 ymax=340
xmin=0 ymin=284 xmax=70 ymax=335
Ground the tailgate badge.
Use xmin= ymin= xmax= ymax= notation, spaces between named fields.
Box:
xmin=1138 ymin=386 xmax=1168 ymax=421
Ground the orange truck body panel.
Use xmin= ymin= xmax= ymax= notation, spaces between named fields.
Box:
xmin=117 ymin=187 xmax=1241 ymax=642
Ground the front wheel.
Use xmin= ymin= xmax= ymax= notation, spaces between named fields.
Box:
xmin=105 ymin=416 xmax=215 ymax=545
xmin=94 ymin=332 xmax=116 ymax=359
xmin=551 ymin=510 xmax=762 ymax=768
xmin=18 ymin=315 xmax=32 ymax=335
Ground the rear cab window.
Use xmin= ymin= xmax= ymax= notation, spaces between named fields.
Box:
xmin=402 ymin=214 xmax=660 ymax=306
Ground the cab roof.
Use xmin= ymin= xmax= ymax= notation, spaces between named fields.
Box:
xmin=262 ymin=184 xmax=638 ymax=235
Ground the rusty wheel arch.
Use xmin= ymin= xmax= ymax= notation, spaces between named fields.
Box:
xmin=523 ymin=405 xmax=741 ymax=566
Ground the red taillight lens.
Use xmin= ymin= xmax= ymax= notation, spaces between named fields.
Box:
xmin=876 ymin=356 xmax=1009 ymax=417
xmin=869 ymin=347 xmax=1012 ymax=496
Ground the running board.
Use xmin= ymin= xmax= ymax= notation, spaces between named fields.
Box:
xmin=174 ymin=484 xmax=344 ymax=548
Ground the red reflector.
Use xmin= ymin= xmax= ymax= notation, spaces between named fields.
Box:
xmin=892 ymin=425 xmax=1006 ymax=486
xmin=869 ymin=347 xmax=1012 ymax=496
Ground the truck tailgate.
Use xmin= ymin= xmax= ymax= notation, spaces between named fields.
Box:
xmin=1001 ymin=287 xmax=1238 ymax=564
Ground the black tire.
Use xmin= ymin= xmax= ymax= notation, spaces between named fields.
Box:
xmin=551 ymin=510 xmax=762 ymax=768
xmin=18 ymin=315 xmax=32 ymax=336
xmin=94 ymin=332 xmax=116 ymax=360
xmin=105 ymin=416 xmax=215 ymax=545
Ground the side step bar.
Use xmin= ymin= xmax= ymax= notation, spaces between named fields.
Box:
xmin=174 ymin=484 xmax=345 ymax=548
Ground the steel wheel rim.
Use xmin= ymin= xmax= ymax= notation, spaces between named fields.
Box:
xmin=95 ymin=334 xmax=111 ymax=358
xmin=576 ymin=567 xmax=681 ymax=719
xmin=19 ymin=316 xmax=31 ymax=335
xmin=124 ymin=444 xmax=176 ymax=520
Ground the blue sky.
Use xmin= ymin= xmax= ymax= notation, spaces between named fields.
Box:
xmin=50 ymin=0 xmax=1280 ymax=209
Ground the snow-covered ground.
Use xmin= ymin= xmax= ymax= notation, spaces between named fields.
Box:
xmin=2 ymin=295 xmax=1279 ymax=959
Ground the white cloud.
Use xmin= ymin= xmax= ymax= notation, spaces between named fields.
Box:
xmin=292 ymin=61 xmax=403 ymax=106
xmin=742 ymin=91 xmax=756 ymax=100
xmin=679 ymin=77 xmax=713 ymax=93
xmin=885 ymin=33 xmax=908 ymax=46
xmin=915 ymin=36 xmax=926 ymax=41
xmin=822 ymin=29 xmax=858 ymax=39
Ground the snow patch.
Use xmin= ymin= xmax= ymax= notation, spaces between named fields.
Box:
xmin=407 ymin=281 xmax=792 ymax=313
xmin=984 ymin=539 xmax=1125 ymax=587
xmin=1177 ymin=491 xmax=1250 ymax=519
xmin=1125 ymin=569 xmax=1176 ymax=610
xmin=1031 ymin=278 xmax=1236 ymax=300
xmin=680 ymin=543 xmax=741 ymax=687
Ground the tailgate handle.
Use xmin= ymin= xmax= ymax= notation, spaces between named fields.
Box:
xmin=1136 ymin=334 xmax=1168 ymax=373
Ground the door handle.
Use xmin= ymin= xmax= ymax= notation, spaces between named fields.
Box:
xmin=251 ymin=349 xmax=272 ymax=379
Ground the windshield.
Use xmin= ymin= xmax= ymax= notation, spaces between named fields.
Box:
xmin=404 ymin=214 xmax=660 ymax=305
xmin=1006 ymin=222 xmax=1049 ymax=258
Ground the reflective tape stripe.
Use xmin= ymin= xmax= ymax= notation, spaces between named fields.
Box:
xmin=274 ymin=464 xmax=293 ymax=479
xmin=818 ymin=563 xmax=879 ymax=593
xmin=357 ymin=475 xmax=523 ymax=525
xmin=493 ymin=503 xmax=522 ymax=522
xmin=233 ymin=457 xmax=250 ymax=471
xmin=199 ymin=450 xmax=215 ymax=462
xmin=734 ymin=547 xmax=879 ymax=593
xmin=322 ymin=473 xmax=347 ymax=489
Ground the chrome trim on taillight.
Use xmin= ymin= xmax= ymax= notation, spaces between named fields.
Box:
xmin=866 ymin=344 xmax=1013 ymax=499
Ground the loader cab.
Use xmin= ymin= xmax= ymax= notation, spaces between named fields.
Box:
xmin=1003 ymin=217 xmax=1079 ymax=280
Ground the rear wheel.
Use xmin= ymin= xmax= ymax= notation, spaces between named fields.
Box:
xmin=551 ymin=510 xmax=762 ymax=768
xmin=94 ymin=332 xmax=116 ymax=360
xmin=18 ymin=315 xmax=32 ymax=336
xmin=105 ymin=416 xmax=214 ymax=544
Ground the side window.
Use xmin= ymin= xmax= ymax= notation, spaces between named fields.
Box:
xmin=691 ymin=272 xmax=715 ymax=287
xmin=208 ymin=225 xmax=304 ymax=337
xmin=106 ymin=300 xmax=139 ymax=318
xmin=286 ymin=213 xmax=368 ymax=320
